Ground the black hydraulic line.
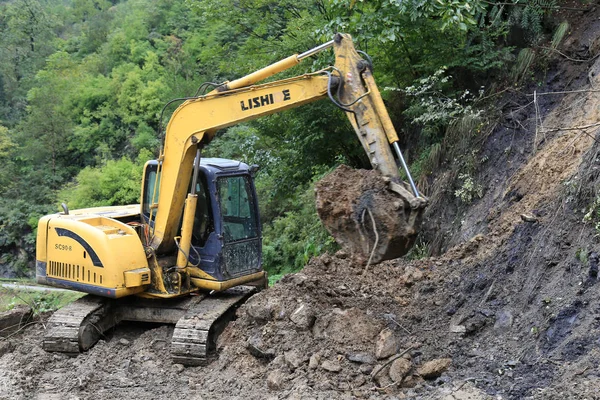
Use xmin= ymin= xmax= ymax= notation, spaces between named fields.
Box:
xmin=357 ymin=50 xmax=373 ymax=71
xmin=325 ymin=70 xmax=354 ymax=113
xmin=158 ymin=97 xmax=197 ymax=141
xmin=194 ymin=81 xmax=226 ymax=97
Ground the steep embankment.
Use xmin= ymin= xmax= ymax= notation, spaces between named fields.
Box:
xmin=2 ymin=5 xmax=600 ymax=400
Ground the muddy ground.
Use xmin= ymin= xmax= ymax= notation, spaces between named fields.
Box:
xmin=2 ymin=3 xmax=600 ymax=400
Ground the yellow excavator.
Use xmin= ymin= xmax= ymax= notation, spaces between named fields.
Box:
xmin=35 ymin=34 xmax=427 ymax=365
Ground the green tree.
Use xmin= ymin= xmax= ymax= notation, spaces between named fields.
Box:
xmin=0 ymin=0 xmax=61 ymax=123
xmin=58 ymin=151 xmax=150 ymax=209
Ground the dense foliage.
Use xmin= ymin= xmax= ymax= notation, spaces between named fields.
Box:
xmin=0 ymin=0 xmax=573 ymax=277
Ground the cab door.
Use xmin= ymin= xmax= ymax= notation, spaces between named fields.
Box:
xmin=216 ymin=174 xmax=261 ymax=278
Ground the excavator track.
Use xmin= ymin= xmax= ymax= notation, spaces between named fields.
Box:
xmin=171 ymin=286 xmax=255 ymax=365
xmin=43 ymin=296 xmax=116 ymax=354
xmin=42 ymin=287 xmax=256 ymax=365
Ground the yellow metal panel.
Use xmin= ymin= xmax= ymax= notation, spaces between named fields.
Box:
xmin=36 ymin=215 xmax=52 ymax=262
xmin=45 ymin=215 xmax=148 ymax=290
xmin=124 ymin=268 xmax=151 ymax=287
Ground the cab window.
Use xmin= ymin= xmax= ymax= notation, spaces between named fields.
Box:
xmin=142 ymin=164 xmax=160 ymax=219
xmin=191 ymin=176 xmax=213 ymax=247
xmin=217 ymin=175 xmax=258 ymax=242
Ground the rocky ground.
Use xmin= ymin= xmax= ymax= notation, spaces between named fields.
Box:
xmin=2 ymin=3 xmax=600 ymax=400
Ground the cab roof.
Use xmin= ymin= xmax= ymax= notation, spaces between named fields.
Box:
xmin=199 ymin=157 xmax=250 ymax=174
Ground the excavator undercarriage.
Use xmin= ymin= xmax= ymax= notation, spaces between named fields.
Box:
xmin=43 ymin=286 xmax=256 ymax=365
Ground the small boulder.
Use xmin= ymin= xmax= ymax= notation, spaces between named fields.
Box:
xmin=321 ymin=360 xmax=342 ymax=372
xmin=389 ymin=358 xmax=412 ymax=383
xmin=402 ymin=266 xmax=424 ymax=286
xmin=359 ymin=364 xmax=373 ymax=375
xmin=449 ymin=323 xmax=466 ymax=334
xmin=494 ymin=309 xmax=514 ymax=331
xmin=0 ymin=340 xmax=13 ymax=357
xmin=372 ymin=365 xmax=392 ymax=387
xmin=284 ymin=350 xmax=303 ymax=370
xmin=309 ymin=353 xmax=321 ymax=370
xmin=245 ymin=293 xmax=283 ymax=323
xmin=401 ymin=374 xmax=424 ymax=388
xmin=346 ymin=352 xmax=376 ymax=364
xmin=520 ymin=213 xmax=538 ymax=223
xmin=266 ymin=370 xmax=286 ymax=391
xmin=417 ymin=358 xmax=452 ymax=379
xmin=173 ymin=364 xmax=185 ymax=373
xmin=270 ymin=354 xmax=286 ymax=368
xmin=119 ymin=338 xmax=131 ymax=346
xmin=335 ymin=250 xmax=349 ymax=259
xmin=284 ymin=273 xmax=308 ymax=287
xmin=375 ymin=328 xmax=397 ymax=359
xmin=246 ymin=335 xmax=275 ymax=360
xmin=290 ymin=303 xmax=316 ymax=330
xmin=465 ymin=315 xmax=487 ymax=334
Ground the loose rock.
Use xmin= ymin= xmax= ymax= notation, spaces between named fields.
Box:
xmin=173 ymin=364 xmax=185 ymax=373
xmin=375 ymin=328 xmax=397 ymax=359
xmin=289 ymin=303 xmax=316 ymax=330
xmin=389 ymin=358 xmax=412 ymax=383
xmin=493 ymin=309 xmax=514 ymax=331
xmin=321 ymin=360 xmax=342 ymax=372
xmin=245 ymin=293 xmax=283 ymax=323
xmin=373 ymin=365 xmax=392 ymax=387
xmin=284 ymin=350 xmax=303 ymax=370
xmin=520 ymin=213 xmax=538 ymax=222
xmin=266 ymin=370 xmax=286 ymax=391
xmin=402 ymin=266 xmax=425 ymax=286
xmin=417 ymin=358 xmax=452 ymax=379
xmin=360 ymin=364 xmax=374 ymax=375
xmin=346 ymin=352 xmax=376 ymax=364
xmin=309 ymin=353 xmax=321 ymax=370
xmin=316 ymin=165 xmax=424 ymax=262
xmin=246 ymin=335 xmax=275 ymax=360
xmin=0 ymin=340 xmax=13 ymax=357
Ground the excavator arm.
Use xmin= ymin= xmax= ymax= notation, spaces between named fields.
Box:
xmin=148 ymin=33 xmax=426 ymax=265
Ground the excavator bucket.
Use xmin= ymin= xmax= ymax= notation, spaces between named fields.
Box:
xmin=315 ymin=165 xmax=427 ymax=264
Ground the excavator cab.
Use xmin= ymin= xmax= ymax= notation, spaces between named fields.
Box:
xmin=142 ymin=158 xmax=262 ymax=283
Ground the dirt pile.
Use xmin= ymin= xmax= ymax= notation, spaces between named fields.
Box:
xmin=0 ymin=252 xmax=475 ymax=400
xmin=212 ymin=253 xmax=456 ymax=398
xmin=315 ymin=165 xmax=426 ymax=263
